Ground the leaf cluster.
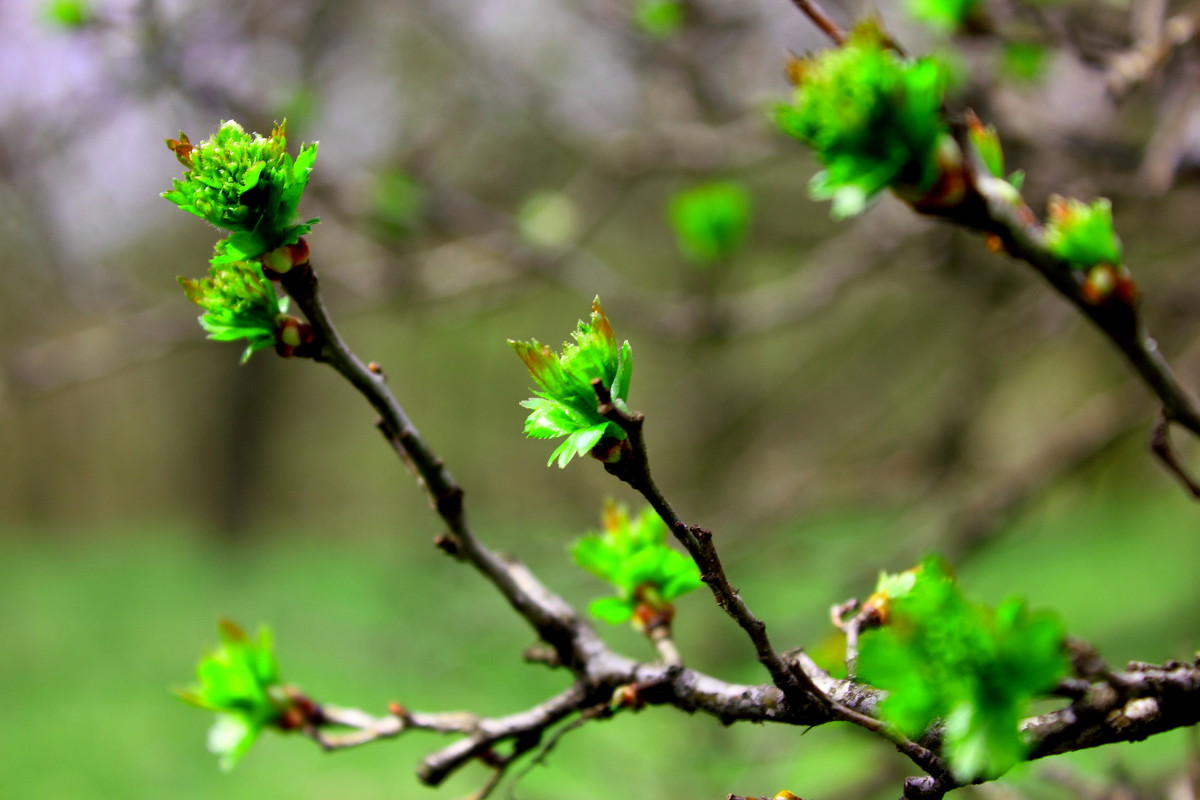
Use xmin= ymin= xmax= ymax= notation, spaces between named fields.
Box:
xmin=774 ymin=22 xmax=952 ymax=218
xmin=510 ymin=298 xmax=633 ymax=468
xmin=1044 ymin=196 xmax=1123 ymax=268
xmin=175 ymin=620 xmax=293 ymax=771
xmin=857 ymin=558 xmax=1068 ymax=782
xmin=571 ymin=502 xmax=701 ymax=625
xmin=668 ymin=181 xmax=752 ymax=265
xmin=162 ymin=120 xmax=319 ymax=262
xmin=179 ymin=254 xmax=287 ymax=363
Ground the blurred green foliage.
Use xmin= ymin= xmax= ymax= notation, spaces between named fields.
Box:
xmin=632 ymin=0 xmax=684 ymax=39
xmin=41 ymin=0 xmax=93 ymax=29
xmin=858 ymin=558 xmax=1067 ymax=781
xmin=774 ymin=22 xmax=952 ymax=218
xmin=571 ymin=501 xmax=701 ymax=624
xmin=668 ymin=181 xmax=752 ymax=266
xmin=176 ymin=620 xmax=291 ymax=770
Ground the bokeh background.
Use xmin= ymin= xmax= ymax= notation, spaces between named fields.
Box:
xmin=2 ymin=0 xmax=1199 ymax=798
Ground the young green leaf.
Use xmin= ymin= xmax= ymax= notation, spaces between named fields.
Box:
xmin=178 ymin=252 xmax=288 ymax=363
xmin=668 ymin=181 xmax=752 ymax=266
xmin=907 ymin=0 xmax=982 ymax=31
xmin=510 ymin=298 xmax=633 ymax=468
xmin=857 ymin=557 xmax=1068 ymax=782
xmin=176 ymin=620 xmax=296 ymax=771
xmin=571 ymin=501 xmax=701 ymax=626
xmin=162 ymin=120 xmax=319 ymax=260
xmin=774 ymin=21 xmax=957 ymax=218
xmin=1044 ymin=195 xmax=1123 ymax=269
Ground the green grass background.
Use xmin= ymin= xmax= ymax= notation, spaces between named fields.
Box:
xmin=5 ymin=483 xmax=1197 ymax=800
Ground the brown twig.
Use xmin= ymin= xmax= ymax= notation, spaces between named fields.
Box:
xmin=787 ymin=0 xmax=846 ymax=45
xmin=1151 ymin=411 xmax=1200 ymax=498
xmin=591 ymin=378 xmax=827 ymax=712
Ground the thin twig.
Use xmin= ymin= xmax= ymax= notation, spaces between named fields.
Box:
xmin=591 ymin=378 xmax=827 ymax=712
xmin=1151 ymin=411 xmax=1200 ymax=498
xmin=787 ymin=0 xmax=846 ymax=45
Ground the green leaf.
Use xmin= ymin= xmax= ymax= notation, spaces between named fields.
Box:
xmin=1044 ymin=196 xmax=1122 ymax=268
xmin=572 ymin=502 xmax=700 ymax=625
xmin=589 ymin=597 xmax=636 ymax=624
xmin=668 ymin=181 xmax=752 ymax=265
xmin=857 ymin=557 xmax=1067 ymax=782
xmin=162 ymin=120 xmax=319 ymax=251
xmin=178 ymin=253 xmax=285 ymax=361
xmin=176 ymin=620 xmax=297 ymax=770
xmin=774 ymin=21 xmax=954 ymax=218
xmin=511 ymin=298 xmax=633 ymax=468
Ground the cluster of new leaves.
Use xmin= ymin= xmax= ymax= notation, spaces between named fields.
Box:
xmin=510 ymin=299 xmax=633 ymax=468
xmin=163 ymin=120 xmax=318 ymax=263
xmin=178 ymin=254 xmax=288 ymax=363
xmin=1044 ymin=197 xmax=1123 ymax=269
xmin=773 ymin=22 xmax=954 ymax=218
xmin=857 ymin=559 xmax=1068 ymax=782
xmin=176 ymin=620 xmax=295 ymax=771
xmin=164 ymin=121 xmax=319 ymax=360
xmin=668 ymin=181 xmax=752 ymax=265
xmin=571 ymin=502 xmax=702 ymax=625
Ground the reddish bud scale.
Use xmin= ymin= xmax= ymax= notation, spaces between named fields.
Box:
xmin=276 ymin=705 xmax=306 ymax=731
xmin=275 ymin=317 xmax=317 ymax=358
xmin=1081 ymin=264 xmax=1117 ymax=305
xmin=590 ymin=437 xmax=626 ymax=464
xmin=905 ymin=136 xmax=967 ymax=213
xmin=861 ymin=590 xmax=890 ymax=625
xmin=165 ymin=132 xmax=193 ymax=167
xmin=612 ymin=684 xmax=644 ymax=711
xmin=388 ymin=702 xmax=409 ymax=718
xmin=261 ymin=237 xmax=311 ymax=277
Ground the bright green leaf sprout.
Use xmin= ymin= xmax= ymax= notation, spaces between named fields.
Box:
xmin=510 ymin=298 xmax=633 ymax=468
xmin=907 ymin=0 xmax=982 ymax=31
xmin=175 ymin=620 xmax=296 ymax=771
xmin=162 ymin=120 xmax=319 ymax=261
xmin=668 ymin=181 xmax=752 ymax=266
xmin=857 ymin=557 xmax=1068 ymax=782
xmin=179 ymin=251 xmax=289 ymax=363
xmin=572 ymin=501 xmax=701 ymax=625
xmin=1044 ymin=196 xmax=1123 ymax=269
xmin=633 ymin=0 xmax=685 ymax=39
xmin=774 ymin=21 xmax=957 ymax=218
